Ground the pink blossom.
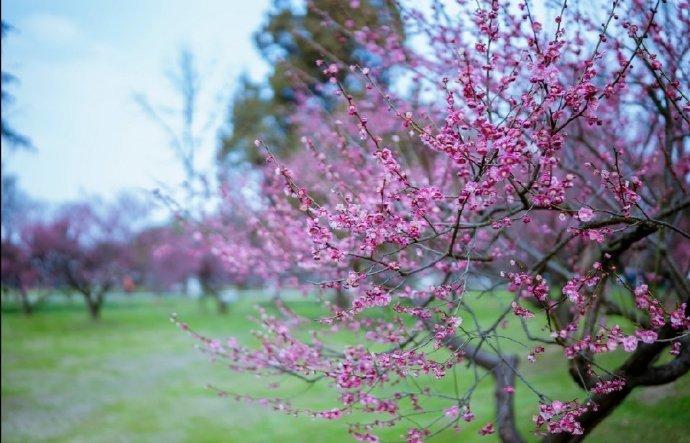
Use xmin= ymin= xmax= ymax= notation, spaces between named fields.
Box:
xmin=512 ymin=301 xmax=535 ymax=319
xmin=478 ymin=423 xmax=495 ymax=435
xmin=444 ymin=405 xmax=460 ymax=418
xmin=578 ymin=207 xmax=594 ymax=222
xmin=620 ymin=335 xmax=639 ymax=352
xmin=635 ymin=330 xmax=658 ymax=344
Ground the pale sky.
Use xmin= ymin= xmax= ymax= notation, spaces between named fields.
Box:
xmin=1 ymin=0 xmax=270 ymax=203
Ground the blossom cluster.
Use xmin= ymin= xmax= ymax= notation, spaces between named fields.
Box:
xmin=181 ymin=1 xmax=690 ymax=441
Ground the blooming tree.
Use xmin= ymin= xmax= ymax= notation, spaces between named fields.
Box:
xmin=20 ymin=203 xmax=137 ymax=319
xmin=140 ymin=223 xmax=237 ymax=313
xmin=1 ymin=238 xmax=40 ymax=314
xmin=134 ymin=226 xmax=197 ymax=292
xmin=179 ymin=1 xmax=690 ymax=442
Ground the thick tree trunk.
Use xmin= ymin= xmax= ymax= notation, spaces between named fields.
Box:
xmin=83 ymin=292 xmax=104 ymax=320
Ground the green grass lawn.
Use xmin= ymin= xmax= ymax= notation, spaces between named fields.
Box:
xmin=2 ymin=293 xmax=689 ymax=442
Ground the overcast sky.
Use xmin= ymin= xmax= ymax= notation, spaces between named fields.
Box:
xmin=1 ymin=0 xmax=270 ymax=203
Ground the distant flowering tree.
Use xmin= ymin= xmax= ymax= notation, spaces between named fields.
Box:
xmin=141 ymin=223 xmax=236 ymax=313
xmin=134 ymin=225 xmax=197 ymax=292
xmin=21 ymin=203 xmax=137 ymax=319
xmin=1 ymin=238 xmax=40 ymax=314
xmin=182 ymin=1 xmax=690 ymax=442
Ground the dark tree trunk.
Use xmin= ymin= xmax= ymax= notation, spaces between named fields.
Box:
xmin=493 ymin=355 xmax=524 ymax=443
xmin=83 ymin=292 xmax=104 ymax=320
xmin=333 ymin=288 xmax=349 ymax=309
xmin=18 ymin=288 xmax=33 ymax=315
xmin=541 ymin=387 xmax=633 ymax=443
xmin=543 ymin=319 xmax=690 ymax=443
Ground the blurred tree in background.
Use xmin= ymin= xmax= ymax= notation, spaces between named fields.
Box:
xmin=1 ymin=21 xmax=34 ymax=242
xmin=219 ymin=0 xmax=404 ymax=165
xmin=1 ymin=21 xmax=31 ymax=150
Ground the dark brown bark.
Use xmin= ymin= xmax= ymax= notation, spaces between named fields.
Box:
xmin=633 ymin=336 xmax=690 ymax=386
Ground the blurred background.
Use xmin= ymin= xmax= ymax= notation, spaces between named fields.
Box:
xmin=1 ymin=1 xmax=688 ymax=442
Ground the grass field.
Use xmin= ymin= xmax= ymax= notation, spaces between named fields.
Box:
xmin=2 ymin=293 xmax=689 ymax=442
